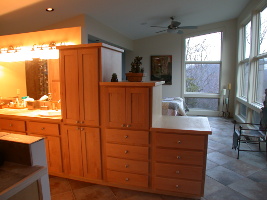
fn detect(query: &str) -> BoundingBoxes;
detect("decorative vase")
[125,73,143,82]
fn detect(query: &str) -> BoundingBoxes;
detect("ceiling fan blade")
[178,26,198,29]
[155,29,167,33]
[151,26,168,28]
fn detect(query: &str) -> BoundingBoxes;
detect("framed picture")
[151,55,172,85]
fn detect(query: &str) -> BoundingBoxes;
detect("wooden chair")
[232,120,267,159]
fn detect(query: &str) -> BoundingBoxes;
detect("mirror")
[0,58,60,101]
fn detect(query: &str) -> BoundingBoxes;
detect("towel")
[232,130,239,150]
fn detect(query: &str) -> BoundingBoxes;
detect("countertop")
[151,116,212,135]
[0,162,46,200]
[0,108,62,122]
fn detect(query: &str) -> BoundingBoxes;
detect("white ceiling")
[0,0,250,40]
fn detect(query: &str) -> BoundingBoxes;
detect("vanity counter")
[0,108,62,123]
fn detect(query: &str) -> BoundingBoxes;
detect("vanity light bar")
[0,42,72,62]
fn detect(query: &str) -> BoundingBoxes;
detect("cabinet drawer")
[0,119,26,132]
[107,170,148,188]
[154,177,202,196]
[107,157,148,174]
[155,133,205,150]
[106,129,149,145]
[155,148,204,166]
[155,163,203,181]
[106,143,148,160]
[27,121,59,136]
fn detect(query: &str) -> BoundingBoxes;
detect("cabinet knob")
[41,127,45,130]
[76,121,80,124]
[176,185,179,188]
[76,127,80,130]
[81,128,84,131]
[126,124,131,128]
[124,150,128,154]
[125,164,129,168]
[81,121,84,124]
[124,135,128,139]
[177,156,181,159]
[125,178,129,181]
[9,124,13,127]
[177,140,181,144]
[176,170,180,174]
[121,124,126,127]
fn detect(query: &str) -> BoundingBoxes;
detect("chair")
[232,120,267,159]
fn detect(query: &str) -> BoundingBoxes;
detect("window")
[240,62,249,98]
[245,21,251,59]
[256,58,267,104]
[259,7,267,54]
[184,32,222,113]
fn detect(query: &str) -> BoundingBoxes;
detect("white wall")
[126,19,238,114]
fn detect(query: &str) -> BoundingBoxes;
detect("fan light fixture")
[46,8,54,12]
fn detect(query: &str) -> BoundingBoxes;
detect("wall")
[126,19,237,114]
[42,14,133,50]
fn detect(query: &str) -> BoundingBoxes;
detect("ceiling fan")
[151,17,197,34]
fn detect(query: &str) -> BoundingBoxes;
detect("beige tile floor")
[49,117,267,200]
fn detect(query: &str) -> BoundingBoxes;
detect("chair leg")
[237,139,240,159]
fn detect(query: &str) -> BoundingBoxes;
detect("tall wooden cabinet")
[57,43,124,181]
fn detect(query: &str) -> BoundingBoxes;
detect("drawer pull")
[177,140,182,144]
[76,127,80,130]
[124,135,128,139]
[126,124,131,128]
[177,156,181,159]
[81,121,84,124]
[125,164,129,168]
[121,124,126,127]
[81,128,84,131]
[76,121,80,124]
[9,124,13,127]
[176,170,180,174]
[125,178,129,181]
[41,127,45,130]
[176,185,179,188]
[124,150,128,154]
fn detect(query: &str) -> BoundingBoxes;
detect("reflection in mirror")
[0,58,60,101]
[25,59,48,100]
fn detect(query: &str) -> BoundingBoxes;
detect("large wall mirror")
[0,59,60,101]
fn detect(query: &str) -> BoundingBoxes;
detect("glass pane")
[245,21,251,59]
[239,103,247,118]
[185,97,219,111]
[259,7,267,54]
[185,64,220,93]
[256,58,267,104]
[185,32,221,61]
[252,111,261,124]
[241,62,249,98]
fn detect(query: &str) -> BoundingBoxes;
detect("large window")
[236,5,267,123]
[184,32,222,112]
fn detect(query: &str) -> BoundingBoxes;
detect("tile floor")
[49,117,267,200]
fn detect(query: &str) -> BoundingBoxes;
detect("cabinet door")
[103,87,126,128]
[126,87,149,130]
[61,125,83,177]
[28,133,63,174]
[78,48,99,126]
[60,49,80,125]
[81,127,102,180]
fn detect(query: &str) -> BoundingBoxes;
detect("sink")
[39,110,61,117]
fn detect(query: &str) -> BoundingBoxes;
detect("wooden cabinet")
[59,43,123,127]
[59,48,99,126]
[152,130,209,198]
[27,121,63,174]
[0,118,26,134]
[61,125,102,180]
[101,86,150,130]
